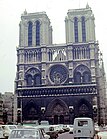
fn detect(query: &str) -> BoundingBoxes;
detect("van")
[73,117,95,139]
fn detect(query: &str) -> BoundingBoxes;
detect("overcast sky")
[0,0,107,93]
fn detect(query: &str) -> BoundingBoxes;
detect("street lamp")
[17,109,21,123]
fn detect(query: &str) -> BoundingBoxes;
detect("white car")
[40,121,49,125]
[96,131,107,139]
[69,125,74,134]
[8,128,46,139]
[0,125,17,138]
[0,126,4,139]
[95,125,100,133]
[25,125,50,139]
[38,128,50,139]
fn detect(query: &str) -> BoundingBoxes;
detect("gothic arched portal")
[74,64,91,84]
[76,98,93,118]
[22,100,40,121]
[46,99,69,124]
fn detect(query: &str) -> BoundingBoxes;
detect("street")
[58,132,98,139]
[58,132,74,139]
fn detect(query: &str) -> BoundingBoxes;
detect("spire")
[24,9,27,15]
[86,3,89,9]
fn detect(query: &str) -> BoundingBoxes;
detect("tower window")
[81,16,86,42]
[74,17,78,43]
[28,21,32,46]
[83,71,91,83]
[36,20,40,46]
[34,74,41,86]
[73,65,91,84]
[26,74,33,86]
[74,72,81,83]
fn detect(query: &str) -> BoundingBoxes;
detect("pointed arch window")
[81,16,86,42]
[74,17,78,43]
[83,71,91,83]
[74,72,81,83]
[28,21,32,46]
[26,74,33,86]
[23,101,39,120]
[79,104,89,114]
[48,50,53,61]
[73,65,91,84]
[36,20,40,46]
[25,68,41,87]
[34,74,41,86]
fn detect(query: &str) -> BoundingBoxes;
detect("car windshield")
[78,120,88,126]
[9,126,17,129]
[10,129,38,138]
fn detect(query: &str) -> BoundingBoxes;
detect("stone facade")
[15,5,107,125]
[0,93,3,123]
[2,92,14,124]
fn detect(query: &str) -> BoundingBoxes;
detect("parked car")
[62,125,70,132]
[34,125,50,139]
[69,125,74,134]
[0,125,17,138]
[40,121,49,125]
[73,117,95,139]
[8,128,46,139]
[0,126,4,139]
[56,125,64,134]
[95,124,100,133]
[23,120,39,127]
[35,124,50,139]
[38,128,50,139]
[96,131,107,139]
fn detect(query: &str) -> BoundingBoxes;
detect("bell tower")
[65,4,96,43]
[19,10,52,47]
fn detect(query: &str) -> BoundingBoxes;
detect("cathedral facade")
[15,5,107,124]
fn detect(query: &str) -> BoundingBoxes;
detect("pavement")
[58,131,98,139]
[58,132,74,139]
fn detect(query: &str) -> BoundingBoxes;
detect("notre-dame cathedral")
[15,4,107,125]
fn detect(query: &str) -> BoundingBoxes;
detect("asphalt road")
[58,132,74,139]
[58,132,97,139]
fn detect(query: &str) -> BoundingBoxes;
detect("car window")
[24,130,35,135]
[10,130,39,138]
[10,131,21,138]
[9,126,17,129]
[78,120,88,126]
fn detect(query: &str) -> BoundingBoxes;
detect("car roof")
[11,128,38,131]
[74,117,92,120]
[98,131,107,134]
[0,125,17,126]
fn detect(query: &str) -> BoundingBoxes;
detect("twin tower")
[19,4,95,48]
